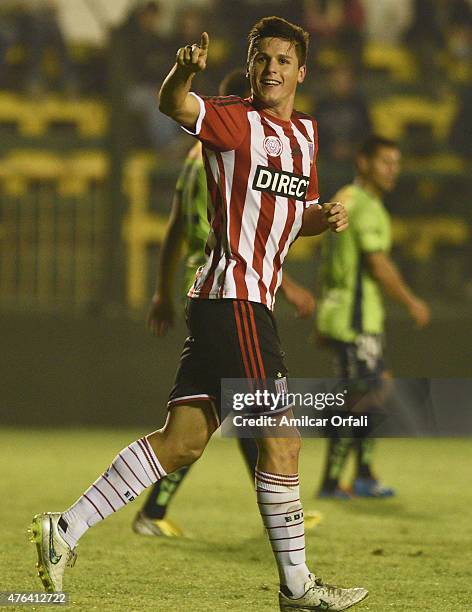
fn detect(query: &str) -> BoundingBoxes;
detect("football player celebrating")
[32,17,367,612]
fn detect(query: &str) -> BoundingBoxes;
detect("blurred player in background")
[31,17,368,611]
[133,68,316,537]
[316,135,431,499]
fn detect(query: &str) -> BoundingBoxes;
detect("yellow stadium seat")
[370,95,458,142]
[0,93,107,137]
[363,42,417,82]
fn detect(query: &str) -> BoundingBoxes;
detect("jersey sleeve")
[182,93,248,152]
[305,119,319,207]
[351,202,389,253]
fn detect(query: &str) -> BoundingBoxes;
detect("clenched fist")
[323,202,348,233]
[176,32,210,73]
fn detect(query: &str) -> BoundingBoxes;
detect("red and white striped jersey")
[184,93,319,310]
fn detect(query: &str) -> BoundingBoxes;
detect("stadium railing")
[0,150,108,310]
[0,92,107,138]
[370,94,458,142]
[122,152,168,309]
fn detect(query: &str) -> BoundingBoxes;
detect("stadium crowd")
[0,0,471,159]
[0,0,471,306]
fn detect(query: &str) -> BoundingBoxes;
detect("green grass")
[1,430,471,611]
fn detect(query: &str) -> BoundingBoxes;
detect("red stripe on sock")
[272,546,306,553]
[92,484,116,512]
[269,534,305,542]
[111,464,138,497]
[102,473,126,503]
[255,489,294,494]
[83,493,104,519]
[142,437,165,479]
[129,444,154,484]
[266,519,304,530]
[256,475,299,487]
[136,438,160,480]
[257,499,300,506]
[118,452,146,488]
[255,470,299,480]
[257,476,299,484]
[260,508,303,517]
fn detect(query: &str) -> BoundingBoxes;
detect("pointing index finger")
[200,32,209,50]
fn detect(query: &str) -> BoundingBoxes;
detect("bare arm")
[158,32,209,130]
[366,251,430,327]
[147,191,185,336]
[280,273,316,318]
[299,202,348,236]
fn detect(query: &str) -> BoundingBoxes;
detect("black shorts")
[330,333,386,390]
[168,298,289,422]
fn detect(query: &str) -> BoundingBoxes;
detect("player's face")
[248,37,306,116]
[367,146,401,194]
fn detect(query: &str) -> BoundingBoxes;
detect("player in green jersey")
[316,135,431,499]
[133,69,317,536]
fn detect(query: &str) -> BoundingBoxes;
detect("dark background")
[0,0,471,427]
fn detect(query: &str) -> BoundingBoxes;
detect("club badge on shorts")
[275,374,288,395]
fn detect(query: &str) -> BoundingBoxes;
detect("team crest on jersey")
[263,136,283,157]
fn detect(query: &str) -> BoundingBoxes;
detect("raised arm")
[158,32,210,130]
[366,251,431,327]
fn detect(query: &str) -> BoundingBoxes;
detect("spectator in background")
[169,5,216,90]
[0,2,20,88]
[449,84,472,159]
[314,64,371,198]
[0,0,76,94]
[22,0,77,95]
[157,0,212,37]
[404,0,449,87]
[215,1,305,60]
[405,0,472,90]
[304,0,365,69]
[113,1,180,152]
[361,0,414,46]
[446,1,472,68]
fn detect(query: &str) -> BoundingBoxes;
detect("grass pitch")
[1,429,471,611]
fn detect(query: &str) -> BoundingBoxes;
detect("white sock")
[255,469,310,599]
[58,436,166,548]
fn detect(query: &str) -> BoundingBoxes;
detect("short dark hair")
[219,68,250,98]
[140,1,160,14]
[247,16,309,67]
[358,135,399,158]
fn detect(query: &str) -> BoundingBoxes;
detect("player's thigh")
[167,312,221,425]
[225,300,290,414]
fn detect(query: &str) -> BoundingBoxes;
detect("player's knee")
[279,435,301,462]
[173,438,206,466]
